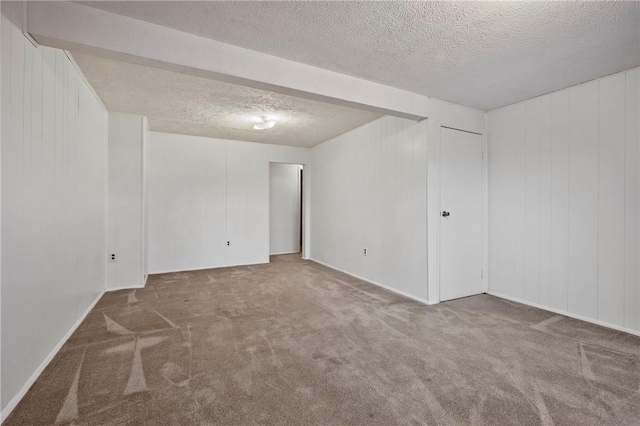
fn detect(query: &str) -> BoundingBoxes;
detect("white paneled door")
[440,128,484,301]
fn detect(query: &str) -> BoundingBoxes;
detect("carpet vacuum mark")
[5,255,640,425]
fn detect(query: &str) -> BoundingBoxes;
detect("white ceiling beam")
[26,2,429,120]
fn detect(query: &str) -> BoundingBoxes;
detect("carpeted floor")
[5,254,640,425]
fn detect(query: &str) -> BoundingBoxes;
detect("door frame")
[427,120,488,303]
[268,162,307,259]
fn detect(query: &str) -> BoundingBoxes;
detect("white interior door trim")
[268,161,309,260]
[268,162,305,257]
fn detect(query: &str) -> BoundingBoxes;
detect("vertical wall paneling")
[538,95,553,307]
[426,119,441,302]
[314,101,484,304]
[513,106,527,301]
[0,9,3,381]
[142,117,149,282]
[148,133,228,274]
[488,104,525,299]
[524,98,542,303]
[411,118,428,296]
[311,116,429,301]
[30,32,42,321]
[1,1,108,414]
[548,90,571,311]
[148,133,309,274]
[625,68,640,331]
[567,82,599,319]
[488,68,640,334]
[597,74,626,326]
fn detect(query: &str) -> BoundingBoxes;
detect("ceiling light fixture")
[253,116,277,130]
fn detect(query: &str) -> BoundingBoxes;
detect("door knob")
[442,211,450,217]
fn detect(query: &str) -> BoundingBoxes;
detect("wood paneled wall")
[1,1,108,412]
[148,132,309,274]
[488,68,640,334]
[310,116,429,301]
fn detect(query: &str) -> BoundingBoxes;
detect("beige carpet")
[5,255,640,425]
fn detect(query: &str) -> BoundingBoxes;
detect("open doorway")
[269,163,304,257]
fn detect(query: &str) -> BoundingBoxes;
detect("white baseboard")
[105,284,145,292]
[488,291,640,337]
[149,260,269,276]
[309,258,438,306]
[149,264,226,275]
[0,290,105,423]
[270,251,301,256]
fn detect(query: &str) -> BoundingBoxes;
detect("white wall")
[270,163,302,255]
[149,132,309,273]
[488,68,640,334]
[148,132,227,273]
[310,116,429,301]
[310,101,486,304]
[1,1,108,414]
[142,117,149,283]
[107,112,148,289]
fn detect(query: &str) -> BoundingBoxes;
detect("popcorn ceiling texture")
[72,53,381,147]
[82,1,640,111]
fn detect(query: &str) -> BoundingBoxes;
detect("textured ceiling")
[72,53,380,147]
[81,1,640,111]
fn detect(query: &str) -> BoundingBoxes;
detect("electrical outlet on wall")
[363,248,367,256]
[110,253,117,262]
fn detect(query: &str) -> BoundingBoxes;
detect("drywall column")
[107,113,149,290]
[270,163,302,255]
